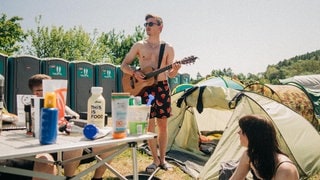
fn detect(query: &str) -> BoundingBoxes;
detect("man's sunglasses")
[144,22,159,27]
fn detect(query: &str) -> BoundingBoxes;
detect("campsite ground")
[74,148,193,180]
[72,117,193,180]
[73,149,319,180]
[72,118,319,180]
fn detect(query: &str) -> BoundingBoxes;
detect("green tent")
[196,76,244,90]
[166,86,320,179]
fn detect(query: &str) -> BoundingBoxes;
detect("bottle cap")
[44,92,57,108]
[129,96,135,106]
[83,124,98,140]
[91,87,103,94]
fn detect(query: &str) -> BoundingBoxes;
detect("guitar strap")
[155,43,166,81]
[158,43,166,68]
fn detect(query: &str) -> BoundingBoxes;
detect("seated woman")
[230,114,299,180]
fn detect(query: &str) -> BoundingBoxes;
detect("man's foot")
[160,162,173,171]
[145,163,159,173]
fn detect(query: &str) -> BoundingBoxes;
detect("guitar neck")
[145,64,173,79]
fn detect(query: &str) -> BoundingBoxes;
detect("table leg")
[129,142,138,180]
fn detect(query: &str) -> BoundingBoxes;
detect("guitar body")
[122,66,157,96]
[122,55,197,96]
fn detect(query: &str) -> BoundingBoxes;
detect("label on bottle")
[111,93,130,138]
[40,108,58,145]
[87,94,105,129]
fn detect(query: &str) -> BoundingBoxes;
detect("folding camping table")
[0,130,157,180]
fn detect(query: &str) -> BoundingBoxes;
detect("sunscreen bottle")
[39,92,58,145]
[111,93,130,139]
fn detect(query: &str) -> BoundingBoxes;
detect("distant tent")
[279,74,320,90]
[280,74,320,131]
[244,83,319,130]
[197,76,244,90]
[166,86,320,179]
[171,83,193,95]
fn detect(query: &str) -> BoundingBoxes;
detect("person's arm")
[274,162,299,180]
[121,43,144,79]
[165,45,180,78]
[230,151,251,180]
[65,106,80,119]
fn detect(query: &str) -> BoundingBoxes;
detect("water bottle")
[87,87,105,129]
[39,92,58,145]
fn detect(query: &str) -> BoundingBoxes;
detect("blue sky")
[1,0,320,78]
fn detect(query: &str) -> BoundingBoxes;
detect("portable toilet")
[116,66,124,92]
[169,73,181,90]
[69,61,95,114]
[0,53,8,105]
[7,55,41,113]
[94,63,117,114]
[180,73,190,84]
[41,58,70,105]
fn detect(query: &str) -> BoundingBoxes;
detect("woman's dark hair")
[239,115,284,179]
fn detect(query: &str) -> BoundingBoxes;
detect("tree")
[25,16,145,64]
[96,26,145,65]
[26,16,95,61]
[0,14,26,55]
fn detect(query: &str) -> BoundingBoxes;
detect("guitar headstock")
[179,55,198,65]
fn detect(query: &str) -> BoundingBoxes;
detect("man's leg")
[147,118,160,166]
[33,153,57,180]
[91,145,115,179]
[63,149,83,178]
[157,117,168,166]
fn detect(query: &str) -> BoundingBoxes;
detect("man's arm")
[121,43,139,76]
[166,45,180,78]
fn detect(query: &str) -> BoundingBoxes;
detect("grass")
[72,118,320,180]
[74,148,193,180]
[73,147,320,180]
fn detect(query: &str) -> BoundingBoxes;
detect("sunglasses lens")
[144,22,155,27]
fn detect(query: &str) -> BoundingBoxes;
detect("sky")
[1,0,320,78]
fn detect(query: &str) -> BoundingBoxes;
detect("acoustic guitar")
[122,55,197,96]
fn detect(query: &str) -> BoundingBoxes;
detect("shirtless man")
[121,13,181,173]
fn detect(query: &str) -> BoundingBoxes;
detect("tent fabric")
[279,74,320,90]
[166,86,320,179]
[279,75,320,131]
[244,83,319,130]
[171,84,193,95]
[196,76,244,90]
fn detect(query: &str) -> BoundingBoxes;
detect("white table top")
[0,130,157,160]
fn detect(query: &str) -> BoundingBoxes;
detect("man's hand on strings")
[133,70,146,80]
[172,61,182,71]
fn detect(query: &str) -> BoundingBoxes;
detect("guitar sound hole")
[130,77,135,88]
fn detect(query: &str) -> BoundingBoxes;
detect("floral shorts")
[141,80,171,119]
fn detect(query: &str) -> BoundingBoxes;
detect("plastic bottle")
[83,124,111,140]
[87,87,105,129]
[111,93,130,139]
[39,92,58,145]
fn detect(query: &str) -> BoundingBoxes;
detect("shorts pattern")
[142,80,171,119]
